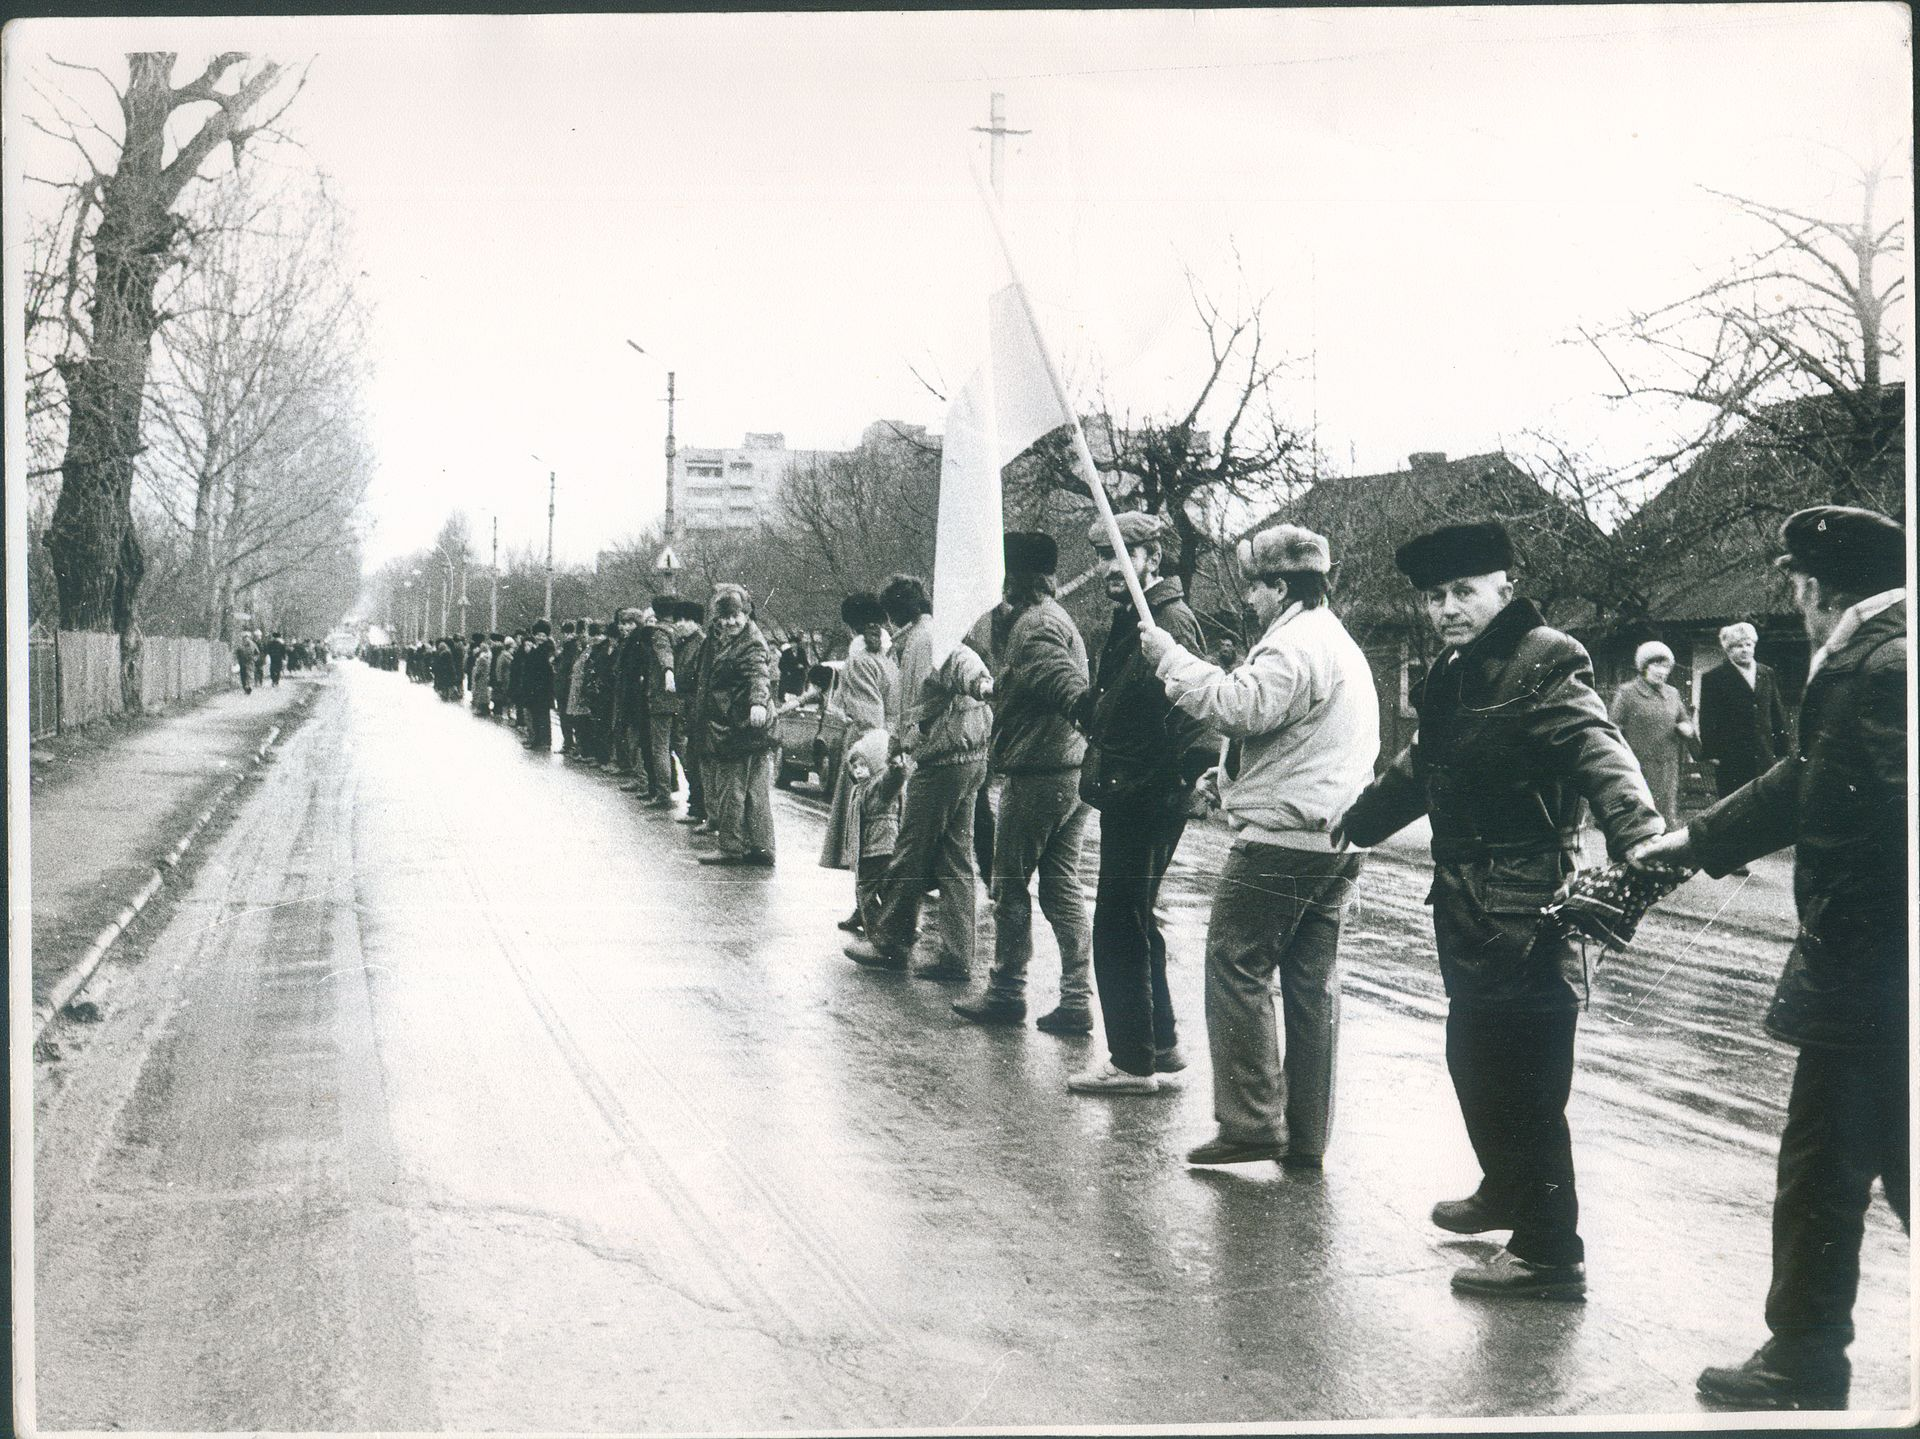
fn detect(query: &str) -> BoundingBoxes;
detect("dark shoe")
[1186,1134,1286,1166]
[1696,1350,1849,1410]
[1450,1248,1586,1301]
[698,852,756,867]
[914,962,972,984]
[1035,1006,1094,1036]
[845,938,908,971]
[645,796,676,810]
[676,813,707,826]
[1153,1045,1188,1074]
[1431,1192,1515,1235]
[952,995,1025,1026]
[1278,1150,1325,1171]
[835,913,865,934]
[621,781,646,793]
[1730,865,1752,877]
[744,850,776,868]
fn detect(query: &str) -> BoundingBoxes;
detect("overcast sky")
[6,6,1911,567]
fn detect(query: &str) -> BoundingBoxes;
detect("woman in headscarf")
[1609,639,1695,827]
[820,592,900,928]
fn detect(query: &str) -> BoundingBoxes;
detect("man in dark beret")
[953,531,1098,1036]
[1633,505,1907,1410]
[1336,519,1665,1299]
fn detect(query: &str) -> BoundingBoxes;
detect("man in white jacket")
[1138,524,1380,1168]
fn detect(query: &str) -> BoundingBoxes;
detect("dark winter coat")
[991,596,1090,775]
[1067,575,1208,812]
[584,638,617,721]
[682,627,714,758]
[700,620,777,759]
[520,635,556,708]
[612,629,648,731]
[643,623,679,713]
[1687,601,1907,1049]
[1341,598,1666,1010]
[1697,659,1791,790]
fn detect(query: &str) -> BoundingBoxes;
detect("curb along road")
[33,686,321,1043]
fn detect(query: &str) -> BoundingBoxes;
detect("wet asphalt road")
[32,665,1913,1429]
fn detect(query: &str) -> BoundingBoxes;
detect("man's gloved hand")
[748,703,769,729]
[663,671,675,694]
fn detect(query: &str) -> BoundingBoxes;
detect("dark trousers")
[558,712,576,753]
[1444,1005,1582,1266]
[1091,804,1188,1076]
[526,701,552,750]
[644,711,676,797]
[973,784,995,879]
[1763,1044,1910,1370]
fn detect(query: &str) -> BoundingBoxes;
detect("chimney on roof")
[1408,452,1447,474]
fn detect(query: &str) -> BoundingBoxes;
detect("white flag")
[927,283,1073,660]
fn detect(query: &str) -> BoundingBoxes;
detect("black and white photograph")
[6,6,1913,1433]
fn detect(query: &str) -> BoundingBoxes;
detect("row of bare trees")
[22,51,370,697]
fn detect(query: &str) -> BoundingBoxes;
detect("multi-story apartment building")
[672,432,836,533]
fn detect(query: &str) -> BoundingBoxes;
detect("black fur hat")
[841,591,886,629]
[1004,531,1059,576]
[1394,521,1515,589]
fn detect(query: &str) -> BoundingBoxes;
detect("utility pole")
[458,559,469,636]
[663,370,677,547]
[489,515,499,631]
[972,91,1029,200]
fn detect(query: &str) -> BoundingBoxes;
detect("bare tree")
[33,52,303,653]
[130,170,372,638]
[1584,162,1906,499]
[1010,267,1316,585]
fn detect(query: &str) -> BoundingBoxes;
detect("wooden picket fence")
[29,629,234,740]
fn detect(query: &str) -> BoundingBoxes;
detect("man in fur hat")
[1138,524,1379,1171]
[1336,520,1664,1300]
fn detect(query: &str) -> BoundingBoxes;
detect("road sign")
[655,547,680,573]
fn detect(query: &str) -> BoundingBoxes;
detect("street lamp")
[624,339,678,559]
[531,453,555,619]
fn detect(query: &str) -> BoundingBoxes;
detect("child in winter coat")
[846,729,906,933]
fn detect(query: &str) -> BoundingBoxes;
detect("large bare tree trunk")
[43,52,285,702]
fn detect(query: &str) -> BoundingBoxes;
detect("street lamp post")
[624,339,677,559]
[532,453,555,619]
[489,515,500,632]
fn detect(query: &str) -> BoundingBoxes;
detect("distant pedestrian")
[1632,506,1907,1411]
[267,631,287,687]
[233,632,258,694]
[697,586,778,867]
[1610,640,1695,826]
[552,622,582,753]
[1143,525,1379,1170]
[491,635,514,720]
[638,597,680,806]
[1337,520,1664,1300]
[469,632,493,714]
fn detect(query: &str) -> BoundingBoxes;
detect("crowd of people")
[364,499,1905,1413]
[230,629,329,693]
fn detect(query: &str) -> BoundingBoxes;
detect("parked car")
[775,661,847,794]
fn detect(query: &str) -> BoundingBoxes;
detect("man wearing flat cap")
[952,530,1098,1036]
[1040,509,1209,1094]
[1632,505,1907,1411]
[1138,524,1380,1169]
[1336,518,1665,1299]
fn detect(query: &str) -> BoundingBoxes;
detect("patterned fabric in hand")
[1541,860,1691,953]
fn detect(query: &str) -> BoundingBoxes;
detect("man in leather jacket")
[1337,520,1664,1300]
[1632,506,1907,1411]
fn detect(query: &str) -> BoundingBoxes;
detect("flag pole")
[969,162,1155,628]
